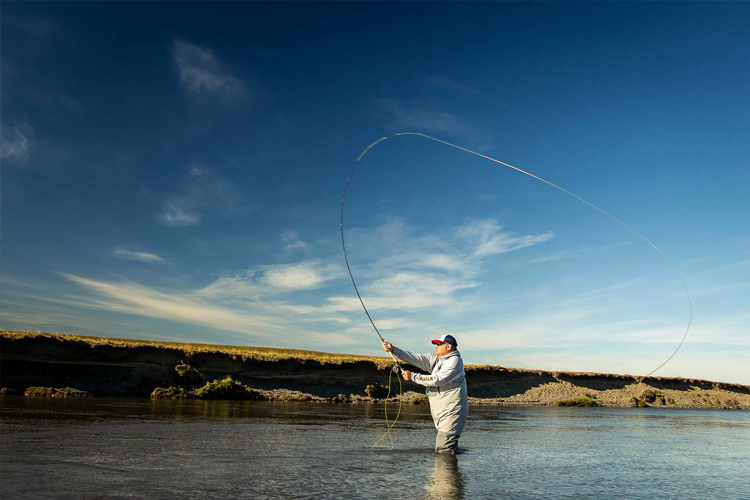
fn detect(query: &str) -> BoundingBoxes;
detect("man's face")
[434,342,452,357]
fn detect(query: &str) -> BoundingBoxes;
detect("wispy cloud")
[422,76,507,107]
[157,163,244,227]
[457,219,553,258]
[160,204,199,227]
[113,248,167,263]
[526,242,631,265]
[376,76,501,150]
[700,258,750,276]
[41,219,551,346]
[302,218,553,315]
[377,98,466,133]
[692,282,750,297]
[58,273,279,338]
[196,260,344,300]
[0,121,34,162]
[281,230,310,253]
[171,38,247,100]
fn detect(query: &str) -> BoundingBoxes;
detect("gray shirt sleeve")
[392,346,435,373]
[412,356,462,387]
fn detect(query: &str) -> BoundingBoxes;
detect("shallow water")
[1,396,749,499]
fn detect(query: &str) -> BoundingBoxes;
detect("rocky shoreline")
[2,331,748,409]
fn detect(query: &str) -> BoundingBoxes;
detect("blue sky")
[2,2,749,384]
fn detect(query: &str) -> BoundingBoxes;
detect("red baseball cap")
[431,334,457,348]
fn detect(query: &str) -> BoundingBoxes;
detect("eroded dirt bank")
[1,333,748,408]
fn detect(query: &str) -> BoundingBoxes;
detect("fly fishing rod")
[340,132,693,445]
[339,136,402,374]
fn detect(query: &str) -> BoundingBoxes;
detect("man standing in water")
[382,335,468,453]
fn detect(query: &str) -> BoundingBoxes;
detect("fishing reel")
[391,364,400,374]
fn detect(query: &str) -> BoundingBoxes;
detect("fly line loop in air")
[340,132,693,444]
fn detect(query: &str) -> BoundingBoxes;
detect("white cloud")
[113,249,167,263]
[299,218,553,315]
[372,318,412,330]
[700,258,750,276]
[377,99,466,133]
[457,219,554,258]
[58,273,279,338]
[160,203,200,227]
[171,38,246,99]
[157,163,243,227]
[264,262,336,291]
[196,261,345,300]
[1,121,34,161]
[281,230,310,252]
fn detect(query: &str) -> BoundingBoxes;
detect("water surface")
[2,397,748,499]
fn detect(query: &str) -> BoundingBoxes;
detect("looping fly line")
[340,132,692,380]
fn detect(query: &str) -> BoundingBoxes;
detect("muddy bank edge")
[1,332,748,409]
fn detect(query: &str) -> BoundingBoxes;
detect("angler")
[383,335,469,453]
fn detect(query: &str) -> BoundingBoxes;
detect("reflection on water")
[423,454,464,500]
[1,397,749,499]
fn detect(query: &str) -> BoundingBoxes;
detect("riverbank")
[2,330,748,409]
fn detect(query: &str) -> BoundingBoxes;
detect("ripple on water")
[1,397,749,499]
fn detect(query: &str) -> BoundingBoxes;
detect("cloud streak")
[422,76,507,107]
[281,230,310,253]
[44,220,551,347]
[303,218,554,315]
[113,249,167,263]
[58,273,279,338]
[157,163,244,227]
[0,121,34,162]
[196,260,345,300]
[171,38,247,100]
[377,98,466,133]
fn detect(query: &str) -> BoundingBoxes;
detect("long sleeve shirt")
[392,346,466,391]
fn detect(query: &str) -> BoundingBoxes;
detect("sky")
[2,2,749,384]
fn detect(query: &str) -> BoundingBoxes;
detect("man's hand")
[401,370,412,381]
[382,342,394,353]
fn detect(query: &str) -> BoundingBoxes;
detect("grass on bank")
[0,330,555,374]
[1,330,394,367]
[5,331,749,390]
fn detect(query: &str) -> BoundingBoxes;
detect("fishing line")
[341,132,693,442]
[371,368,403,449]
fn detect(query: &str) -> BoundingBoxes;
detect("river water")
[1,396,748,499]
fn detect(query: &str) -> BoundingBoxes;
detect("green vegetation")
[24,387,55,397]
[555,397,601,407]
[638,390,668,405]
[413,395,430,405]
[151,387,191,399]
[194,377,264,400]
[630,397,650,407]
[365,384,389,398]
[24,387,92,398]
[175,363,202,385]
[640,390,660,403]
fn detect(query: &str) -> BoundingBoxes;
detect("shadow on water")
[422,453,465,500]
[370,445,467,499]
